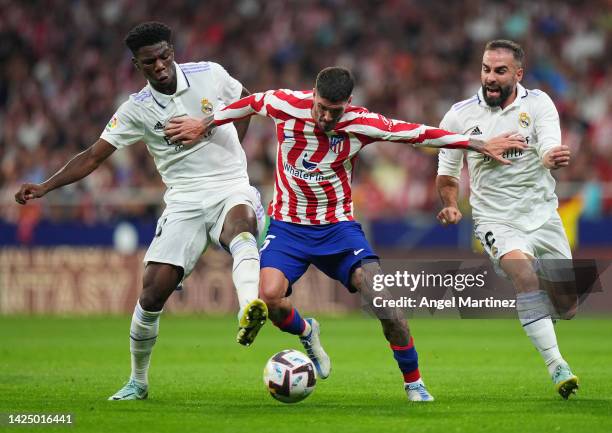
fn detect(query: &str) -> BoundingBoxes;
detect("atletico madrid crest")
[329,135,345,153]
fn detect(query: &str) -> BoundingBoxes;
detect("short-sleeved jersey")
[214,89,473,225]
[101,61,247,202]
[437,83,561,231]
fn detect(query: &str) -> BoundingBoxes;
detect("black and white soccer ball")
[263,349,317,403]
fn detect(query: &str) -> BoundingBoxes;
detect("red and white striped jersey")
[214,89,472,225]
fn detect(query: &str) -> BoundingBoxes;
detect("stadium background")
[1,0,611,314]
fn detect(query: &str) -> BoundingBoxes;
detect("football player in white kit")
[14,22,268,400]
[436,40,579,399]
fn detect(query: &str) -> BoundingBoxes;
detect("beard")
[482,83,514,107]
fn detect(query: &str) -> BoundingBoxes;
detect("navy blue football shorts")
[260,219,379,294]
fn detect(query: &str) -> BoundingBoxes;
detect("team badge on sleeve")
[519,112,531,128]
[201,98,213,114]
[106,115,118,130]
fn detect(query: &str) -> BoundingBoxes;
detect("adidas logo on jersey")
[154,121,164,131]
[470,126,482,135]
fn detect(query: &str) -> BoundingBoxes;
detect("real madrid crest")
[519,112,530,128]
[201,98,213,114]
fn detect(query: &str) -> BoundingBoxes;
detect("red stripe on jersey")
[338,115,420,134]
[312,128,332,163]
[266,105,294,122]
[319,180,339,223]
[290,122,319,224]
[334,115,387,130]
[294,178,320,224]
[273,90,314,111]
[274,125,301,223]
[329,133,353,218]
[414,128,469,147]
[287,121,307,165]
[354,133,378,148]
[309,130,339,223]
[413,127,454,140]
[215,94,265,126]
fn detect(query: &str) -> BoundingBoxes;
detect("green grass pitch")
[1,315,611,433]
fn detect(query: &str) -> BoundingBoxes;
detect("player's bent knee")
[229,218,257,238]
[138,290,166,312]
[502,262,539,292]
[350,267,365,290]
[259,284,285,305]
[512,270,540,293]
[259,268,289,305]
[220,205,258,245]
[140,280,175,311]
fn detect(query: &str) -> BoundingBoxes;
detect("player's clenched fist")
[15,183,47,205]
[437,206,462,225]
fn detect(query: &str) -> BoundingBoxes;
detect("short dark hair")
[125,22,172,54]
[315,67,354,103]
[484,39,524,66]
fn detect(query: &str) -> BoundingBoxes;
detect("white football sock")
[129,301,161,385]
[516,291,564,375]
[229,232,260,320]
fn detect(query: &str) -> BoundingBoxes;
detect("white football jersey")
[438,83,561,231]
[101,61,248,202]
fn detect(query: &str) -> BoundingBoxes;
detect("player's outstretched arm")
[542,145,570,169]
[467,132,527,165]
[435,175,462,225]
[342,113,526,164]
[208,90,276,134]
[14,138,116,205]
[173,89,273,140]
[164,87,253,146]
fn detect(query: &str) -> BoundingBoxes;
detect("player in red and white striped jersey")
[166,67,525,402]
[211,86,521,225]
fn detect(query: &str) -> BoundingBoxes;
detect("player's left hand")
[164,116,209,146]
[543,145,570,169]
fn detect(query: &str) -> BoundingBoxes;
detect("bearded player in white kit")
[436,40,578,399]
[14,22,268,400]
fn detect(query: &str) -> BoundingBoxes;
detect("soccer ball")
[263,349,317,403]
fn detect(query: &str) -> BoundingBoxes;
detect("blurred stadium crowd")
[1,0,611,227]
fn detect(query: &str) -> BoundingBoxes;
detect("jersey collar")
[477,82,528,111]
[148,62,190,109]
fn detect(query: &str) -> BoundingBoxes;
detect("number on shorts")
[260,235,276,251]
[155,217,167,237]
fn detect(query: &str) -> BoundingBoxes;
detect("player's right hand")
[14,183,47,205]
[164,114,218,146]
[437,206,462,225]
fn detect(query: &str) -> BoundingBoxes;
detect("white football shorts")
[474,212,572,279]
[144,184,266,278]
